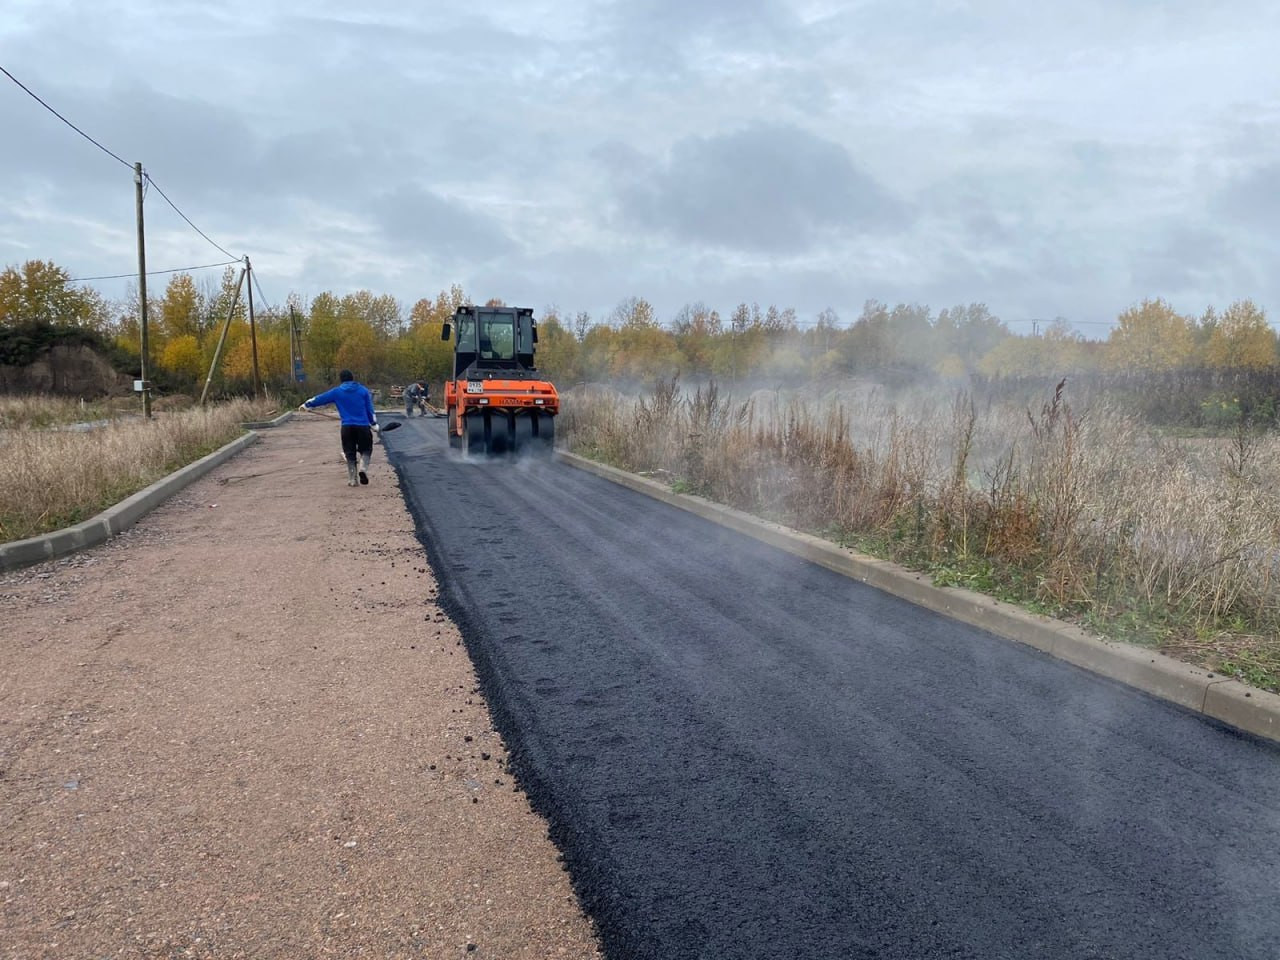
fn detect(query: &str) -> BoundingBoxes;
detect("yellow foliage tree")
[334,319,380,380]
[0,259,111,330]
[220,320,255,382]
[160,334,204,382]
[534,314,580,382]
[158,273,203,343]
[1106,299,1196,372]
[1205,299,1275,370]
[304,293,343,383]
[256,332,292,382]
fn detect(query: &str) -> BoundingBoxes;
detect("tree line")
[2,258,1277,396]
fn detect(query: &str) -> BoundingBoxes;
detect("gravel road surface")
[386,416,1280,960]
[1,418,600,959]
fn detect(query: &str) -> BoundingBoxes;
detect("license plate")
[466,380,484,394]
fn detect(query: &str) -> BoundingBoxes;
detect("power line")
[250,268,274,312]
[1003,320,1116,330]
[61,259,241,283]
[143,173,238,260]
[4,67,245,267]
[0,65,132,171]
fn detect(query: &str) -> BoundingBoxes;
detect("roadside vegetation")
[0,393,139,429]
[5,258,1280,412]
[0,396,274,543]
[562,379,1280,693]
[7,255,1280,689]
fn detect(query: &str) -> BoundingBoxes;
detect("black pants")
[340,425,373,463]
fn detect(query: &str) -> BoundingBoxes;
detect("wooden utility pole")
[289,304,303,382]
[245,256,261,396]
[199,267,247,407]
[133,162,152,418]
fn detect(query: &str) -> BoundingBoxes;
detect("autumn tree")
[202,267,246,331]
[670,302,722,378]
[409,284,466,331]
[160,335,204,383]
[1204,299,1275,370]
[224,330,290,384]
[304,292,343,383]
[533,310,581,382]
[334,317,380,379]
[157,273,204,343]
[341,290,402,340]
[805,308,844,377]
[0,259,111,330]
[1106,298,1197,371]
[599,297,683,382]
[934,304,1009,374]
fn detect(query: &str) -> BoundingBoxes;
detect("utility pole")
[200,267,247,407]
[289,304,304,383]
[245,256,261,397]
[133,162,152,418]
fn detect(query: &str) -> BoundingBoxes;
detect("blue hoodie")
[305,381,376,426]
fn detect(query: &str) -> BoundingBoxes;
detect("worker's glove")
[298,402,309,411]
[372,423,380,433]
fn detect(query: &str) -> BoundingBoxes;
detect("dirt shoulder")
[0,418,600,960]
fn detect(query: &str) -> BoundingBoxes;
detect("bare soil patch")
[0,418,600,959]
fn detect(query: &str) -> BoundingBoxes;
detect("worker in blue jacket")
[299,369,379,486]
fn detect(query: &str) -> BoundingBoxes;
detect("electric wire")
[3,66,246,269]
[142,173,238,260]
[61,259,241,283]
[0,65,133,170]
[250,268,274,313]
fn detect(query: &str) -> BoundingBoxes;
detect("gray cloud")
[3,0,1280,332]
[590,0,803,79]
[1215,163,1280,233]
[617,124,906,253]
[1128,224,1246,305]
[366,185,514,261]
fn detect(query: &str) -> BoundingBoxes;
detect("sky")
[2,0,1278,336]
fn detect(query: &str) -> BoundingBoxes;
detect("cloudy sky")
[2,0,1278,334]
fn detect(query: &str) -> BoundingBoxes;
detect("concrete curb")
[240,410,293,429]
[556,450,1280,745]
[0,432,260,573]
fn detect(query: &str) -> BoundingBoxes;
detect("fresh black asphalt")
[383,417,1280,960]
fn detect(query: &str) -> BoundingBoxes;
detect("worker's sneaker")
[358,467,368,485]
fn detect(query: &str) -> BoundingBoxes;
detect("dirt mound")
[0,343,131,396]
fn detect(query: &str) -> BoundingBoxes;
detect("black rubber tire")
[447,409,462,450]
[466,410,487,455]
[490,412,515,455]
[514,411,534,452]
[534,411,555,456]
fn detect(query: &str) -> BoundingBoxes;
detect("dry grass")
[563,379,1280,692]
[0,394,127,428]
[0,397,264,542]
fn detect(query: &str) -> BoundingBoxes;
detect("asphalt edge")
[556,450,1280,745]
[379,433,619,951]
[0,432,261,573]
